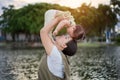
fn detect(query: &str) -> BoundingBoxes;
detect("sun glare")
[17,0,110,9]
[58,0,110,8]
[58,0,90,8]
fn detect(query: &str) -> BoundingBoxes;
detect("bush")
[115,36,120,43]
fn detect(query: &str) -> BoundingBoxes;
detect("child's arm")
[53,19,70,36]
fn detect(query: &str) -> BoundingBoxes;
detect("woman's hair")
[62,40,77,56]
[72,25,85,40]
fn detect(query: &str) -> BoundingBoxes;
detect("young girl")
[44,9,78,39]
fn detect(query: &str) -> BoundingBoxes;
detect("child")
[44,9,76,38]
[44,9,76,27]
[44,9,85,41]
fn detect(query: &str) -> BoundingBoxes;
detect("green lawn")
[78,42,108,47]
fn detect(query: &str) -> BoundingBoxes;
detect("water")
[70,46,120,80]
[0,46,120,80]
[0,48,44,80]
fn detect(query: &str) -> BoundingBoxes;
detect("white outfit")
[44,9,57,26]
[44,9,57,41]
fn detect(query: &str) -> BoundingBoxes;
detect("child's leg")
[44,9,57,26]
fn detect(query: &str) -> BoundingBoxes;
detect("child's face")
[67,25,76,38]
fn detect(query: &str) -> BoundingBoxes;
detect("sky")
[0,0,110,15]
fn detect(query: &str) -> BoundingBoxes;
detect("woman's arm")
[40,16,64,55]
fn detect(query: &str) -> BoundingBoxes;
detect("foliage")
[110,0,120,16]
[71,3,117,37]
[115,35,120,43]
[0,2,118,40]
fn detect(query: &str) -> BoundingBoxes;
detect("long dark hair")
[62,40,77,56]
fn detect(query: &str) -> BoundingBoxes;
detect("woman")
[38,10,85,80]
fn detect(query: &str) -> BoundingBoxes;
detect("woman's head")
[55,34,72,48]
[54,34,77,56]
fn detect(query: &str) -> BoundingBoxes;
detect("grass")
[77,42,108,47]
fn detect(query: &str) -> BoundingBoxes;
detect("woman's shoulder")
[49,45,61,56]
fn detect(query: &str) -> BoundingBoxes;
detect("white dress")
[44,9,57,26]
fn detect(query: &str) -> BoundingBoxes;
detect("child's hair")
[72,25,85,40]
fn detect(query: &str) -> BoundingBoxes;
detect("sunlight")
[58,0,110,8]
[58,0,91,8]
[18,0,110,8]
[0,0,110,15]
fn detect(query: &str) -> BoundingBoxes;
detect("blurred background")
[0,0,120,80]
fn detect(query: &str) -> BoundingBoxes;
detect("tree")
[0,5,15,40]
[97,4,117,37]
[0,3,67,41]
[0,2,118,41]
[73,3,102,37]
[110,0,120,15]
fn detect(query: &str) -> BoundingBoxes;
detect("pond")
[0,46,120,80]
